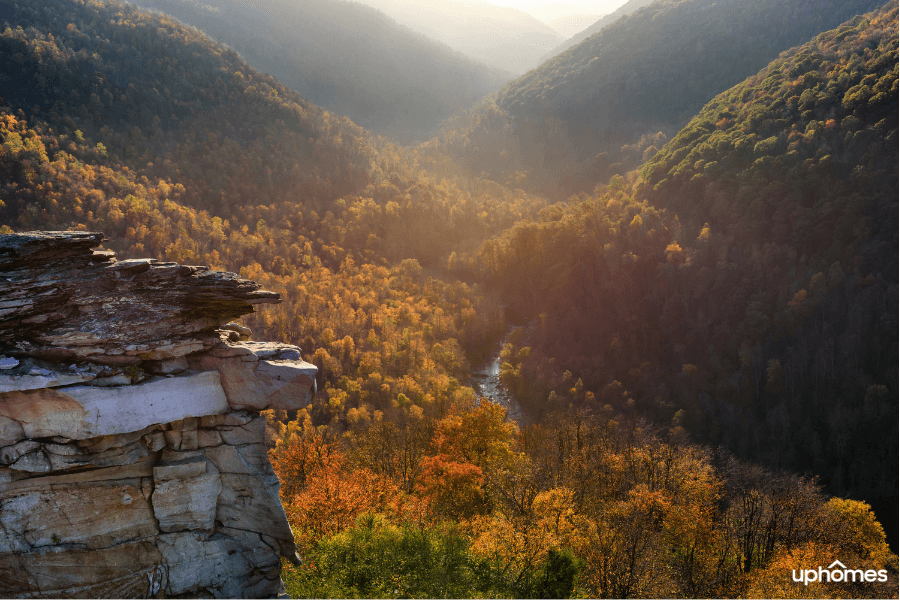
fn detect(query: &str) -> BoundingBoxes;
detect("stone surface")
[0,233,316,599]
[217,472,295,544]
[89,373,133,386]
[199,412,255,428]
[0,371,229,443]
[257,359,317,410]
[0,369,96,393]
[197,351,316,411]
[204,442,271,476]
[0,540,163,598]
[222,321,252,340]
[146,355,189,375]
[156,531,283,598]
[0,440,40,466]
[0,232,280,364]
[0,456,156,493]
[218,415,267,446]
[152,453,222,532]
[9,449,51,473]
[0,415,24,447]
[239,341,303,360]
[199,355,269,409]
[0,483,157,551]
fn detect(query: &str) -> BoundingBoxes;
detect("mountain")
[478,0,898,546]
[128,0,508,143]
[0,0,541,264]
[353,0,565,74]
[536,12,604,39]
[639,3,898,263]
[437,0,888,199]
[544,0,657,58]
[0,0,374,221]
[503,1,607,38]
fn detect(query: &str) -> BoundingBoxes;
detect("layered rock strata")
[0,232,316,598]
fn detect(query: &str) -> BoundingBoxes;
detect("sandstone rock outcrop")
[0,232,316,598]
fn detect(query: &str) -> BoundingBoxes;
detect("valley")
[0,0,896,597]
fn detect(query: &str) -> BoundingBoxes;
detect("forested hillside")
[0,0,895,598]
[129,0,508,142]
[477,1,898,549]
[433,0,887,199]
[0,0,546,454]
[0,0,539,259]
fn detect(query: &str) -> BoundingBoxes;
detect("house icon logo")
[792,559,887,585]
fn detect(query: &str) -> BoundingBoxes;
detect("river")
[468,327,526,423]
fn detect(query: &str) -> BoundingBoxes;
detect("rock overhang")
[0,231,316,598]
[0,231,280,364]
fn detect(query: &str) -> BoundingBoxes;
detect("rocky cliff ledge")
[0,232,316,598]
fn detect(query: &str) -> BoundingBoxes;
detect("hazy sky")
[488,0,630,17]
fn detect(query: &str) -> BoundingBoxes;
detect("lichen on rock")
[0,232,316,599]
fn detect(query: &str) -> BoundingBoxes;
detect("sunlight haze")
[486,0,631,35]
[0,0,895,596]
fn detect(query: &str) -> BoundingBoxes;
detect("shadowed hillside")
[129,0,509,143]
[433,0,887,199]
[477,1,898,549]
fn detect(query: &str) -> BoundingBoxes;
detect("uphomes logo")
[792,560,888,585]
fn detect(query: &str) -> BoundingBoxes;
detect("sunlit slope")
[130,0,508,143]
[639,1,898,269]
[442,0,887,199]
[0,0,378,215]
[501,0,886,135]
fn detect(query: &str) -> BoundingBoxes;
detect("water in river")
[468,328,526,423]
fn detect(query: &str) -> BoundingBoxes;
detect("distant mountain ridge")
[353,0,565,74]
[0,0,897,590]
[130,0,509,142]
[543,0,658,60]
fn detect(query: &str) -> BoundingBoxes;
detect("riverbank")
[468,327,526,423]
